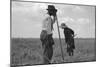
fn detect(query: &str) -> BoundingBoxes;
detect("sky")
[11,1,95,38]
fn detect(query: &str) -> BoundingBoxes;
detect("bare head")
[60,23,68,29]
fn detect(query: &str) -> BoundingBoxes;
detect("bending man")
[60,23,75,56]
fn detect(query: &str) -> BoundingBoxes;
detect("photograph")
[11,0,96,67]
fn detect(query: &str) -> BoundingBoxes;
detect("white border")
[0,0,99,67]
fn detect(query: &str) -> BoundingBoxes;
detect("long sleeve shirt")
[42,14,55,34]
[64,27,74,38]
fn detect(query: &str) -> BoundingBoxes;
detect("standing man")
[40,5,57,64]
[60,23,75,56]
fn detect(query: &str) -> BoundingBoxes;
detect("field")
[11,38,96,66]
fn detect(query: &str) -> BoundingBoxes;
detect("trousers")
[40,30,54,64]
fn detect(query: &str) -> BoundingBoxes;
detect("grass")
[11,38,96,66]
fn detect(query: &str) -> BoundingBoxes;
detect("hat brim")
[46,9,57,11]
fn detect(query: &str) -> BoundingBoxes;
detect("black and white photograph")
[11,0,96,67]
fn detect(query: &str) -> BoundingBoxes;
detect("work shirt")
[42,14,54,34]
[64,27,74,38]
[63,27,74,43]
[64,27,75,49]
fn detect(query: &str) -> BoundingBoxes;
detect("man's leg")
[70,38,75,56]
[43,34,54,64]
[43,46,50,64]
[71,50,74,56]
[47,45,53,61]
[43,45,53,64]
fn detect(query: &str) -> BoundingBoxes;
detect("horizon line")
[11,37,96,39]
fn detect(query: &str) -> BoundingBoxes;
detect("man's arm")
[71,30,74,37]
[71,30,74,35]
[69,28,74,37]
[52,15,57,24]
[52,10,57,24]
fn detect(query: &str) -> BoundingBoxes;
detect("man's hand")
[52,11,57,17]
[53,15,57,23]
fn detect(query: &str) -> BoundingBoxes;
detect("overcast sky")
[11,1,95,38]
